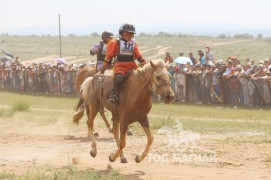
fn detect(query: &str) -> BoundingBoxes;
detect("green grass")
[0,98,31,117]
[0,164,122,180]
[1,92,271,136]
[0,155,122,179]
[12,101,31,112]
[151,103,271,121]
[147,116,271,135]
[145,103,271,135]
[0,92,76,110]
[1,92,270,122]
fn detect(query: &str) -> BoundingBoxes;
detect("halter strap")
[141,67,170,92]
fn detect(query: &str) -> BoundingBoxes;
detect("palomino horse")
[73,59,174,163]
[74,65,112,132]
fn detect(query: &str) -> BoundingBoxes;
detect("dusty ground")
[0,114,270,180]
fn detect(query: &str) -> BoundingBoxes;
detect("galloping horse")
[73,59,174,163]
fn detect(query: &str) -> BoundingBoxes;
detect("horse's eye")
[156,76,161,81]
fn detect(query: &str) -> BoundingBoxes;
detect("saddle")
[92,69,133,103]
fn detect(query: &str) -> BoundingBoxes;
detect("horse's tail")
[72,96,86,125]
[72,77,93,125]
[81,76,94,102]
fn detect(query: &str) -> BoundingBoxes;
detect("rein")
[100,74,105,113]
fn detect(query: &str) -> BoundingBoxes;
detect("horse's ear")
[150,60,156,70]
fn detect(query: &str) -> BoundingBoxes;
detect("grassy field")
[1,35,271,63]
[0,165,121,180]
[1,92,270,135]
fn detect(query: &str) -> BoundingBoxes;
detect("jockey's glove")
[139,60,147,67]
[100,66,106,74]
[90,49,96,55]
[138,57,146,67]
[100,63,109,74]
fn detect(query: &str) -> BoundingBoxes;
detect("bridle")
[141,66,171,92]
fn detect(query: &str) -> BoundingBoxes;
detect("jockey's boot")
[107,74,124,105]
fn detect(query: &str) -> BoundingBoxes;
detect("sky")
[1,0,271,36]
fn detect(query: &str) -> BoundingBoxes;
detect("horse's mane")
[134,59,166,75]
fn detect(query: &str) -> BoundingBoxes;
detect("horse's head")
[148,60,175,104]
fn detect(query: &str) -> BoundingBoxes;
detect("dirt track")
[0,113,270,180]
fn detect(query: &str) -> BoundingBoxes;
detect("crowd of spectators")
[1,49,271,108]
[0,57,81,95]
[164,48,271,107]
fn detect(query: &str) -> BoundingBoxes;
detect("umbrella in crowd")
[2,50,14,58]
[174,57,192,65]
[55,57,67,64]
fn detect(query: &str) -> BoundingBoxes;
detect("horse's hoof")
[90,151,96,158]
[108,128,113,133]
[127,130,133,136]
[94,132,99,137]
[109,153,115,162]
[120,157,128,163]
[135,155,141,163]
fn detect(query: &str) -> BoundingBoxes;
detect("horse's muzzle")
[165,93,174,104]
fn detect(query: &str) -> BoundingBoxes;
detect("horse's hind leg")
[135,118,153,163]
[87,105,99,158]
[86,104,98,137]
[99,110,112,133]
[109,122,128,162]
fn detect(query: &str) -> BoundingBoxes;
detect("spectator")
[164,52,173,64]
[223,60,235,78]
[179,51,184,57]
[198,50,205,65]
[192,64,202,104]
[189,52,196,65]
[202,64,212,104]
[15,56,20,64]
[174,64,186,102]
[167,63,175,92]
[205,47,214,65]
[238,64,252,106]
[211,63,224,103]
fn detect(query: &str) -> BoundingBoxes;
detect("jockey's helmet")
[119,23,136,35]
[101,31,114,41]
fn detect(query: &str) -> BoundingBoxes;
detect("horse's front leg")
[111,117,128,163]
[135,118,153,163]
[109,122,128,162]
